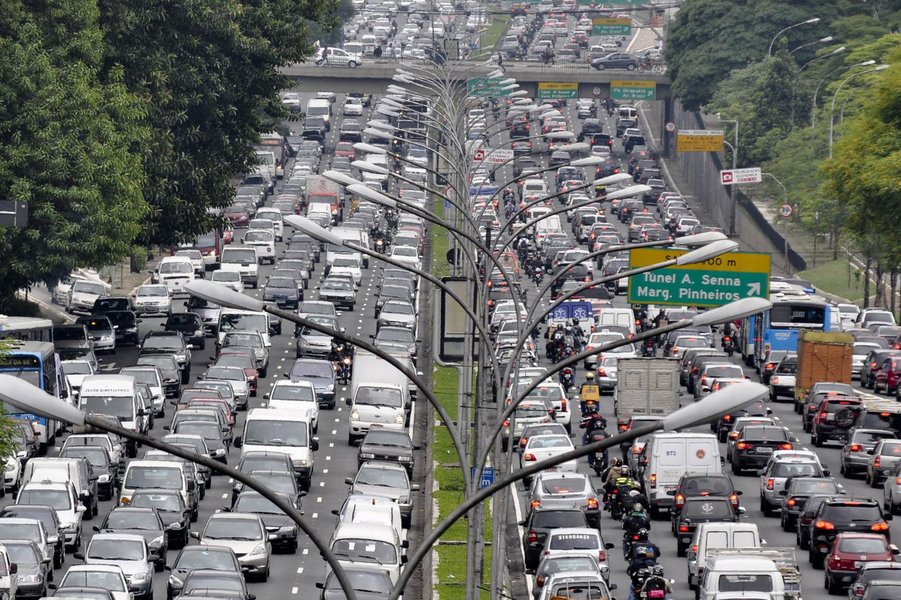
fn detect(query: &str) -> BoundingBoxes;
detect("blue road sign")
[472,467,495,490]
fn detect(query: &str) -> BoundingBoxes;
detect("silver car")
[841,429,897,476]
[866,439,901,487]
[80,533,154,600]
[883,461,901,514]
[377,300,417,331]
[758,452,829,515]
[193,513,272,581]
[346,461,419,527]
[528,472,602,529]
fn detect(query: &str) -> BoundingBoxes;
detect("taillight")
[850,445,862,452]
[729,493,739,507]
[875,456,882,468]
[536,575,546,588]
[691,544,698,553]
[530,500,540,509]
[527,529,538,543]
[728,431,740,440]
[523,453,536,462]
[816,412,827,423]
[520,438,528,449]
[766,362,776,370]
[736,442,751,450]
[587,498,599,510]
[503,420,509,427]
[723,414,732,422]
[649,473,657,489]
[766,478,774,491]
[787,498,796,508]
[678,524,689,532]
[778,443,793,450]
[815,520,836,530]
[672,347,679,355]
[598,368,607,377]
[598,550,607,562]
[561,398,567,413]
[896,477,901,485]
[675,493,685,508]
[871,521,890,532]
[808,404,817,411]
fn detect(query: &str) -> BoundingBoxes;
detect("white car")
[388,245,421,270]
[282,92,303,112]
[132,284,171,317]
[210,270,243,293]
[520,434,578,480]
[264,380,320,433]
[316,47,362,67]
[61,359,96,399]
[16,481,86,551]
[67,279,108,314]
[329,255,363,285]
[195,513,271,580]
[82,533,153,598]
[542,528,613,583]
[58,564,133,600]
[242,229,276,265]
[175,249,204,277]
[377,300,417,331]
[343,97,364,116]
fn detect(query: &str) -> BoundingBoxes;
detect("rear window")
[860,569,901,585]
[792,480,840,495]
[878,442,901,456]
[857,411,901,433]
[717,574,773,593]
[838,537,888,554]
[822,504,882,521]
[681,477,732,495]
[541,478,587,495]
[771,462,819,478]
[532,511,587,529]
[548,533,599,551]
[742,427,788,441]
[683,499,733,519]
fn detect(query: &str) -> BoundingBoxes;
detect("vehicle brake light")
[523,453,536,462]
[766,478,774,491]
[896,477,901,485]
[649,473,656,489]
[691,544,699,553]
[678,524,690,532]
[736,442,751,450]
[598,550,607,562]
[871,522,890,532]
[723,414,732,422]
[672,347,679,355]
[503,420,509,427]
[875,456,882,468]
[815,520,836,530]
[527,529,538,543]
[536,575,545,588]
[778,443,793,450]
[729,493,739,507]
[530,500,540,509]
[587,498,599,510]
[674,493,685,508]
[597,369,607,377]
[850,445,862,452]
[561,398,567,413]
[728,431,740,440]
[786,498,796,508]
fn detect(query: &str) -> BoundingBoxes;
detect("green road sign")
[611,80,657,101]
[467,76,510,98]
[592,17,632,36]
[537,82,579,100]
[627,248,771,307]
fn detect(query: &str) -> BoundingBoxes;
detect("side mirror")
[411,484,421,492]
[867,449,875,454]
[264,394,270,400]
[73,552,85,560]
[720,456,725,465]
[331,509,339,516]
[345,477,354,485]
[190,531,201,540]
[735,490,743,496]
[779,490,788,496]
[76,504,87,513]
[604,542,615,550]
[737,507,747,515]
[609,584,618,591]
[233,437,243,448]
[346,397,352,406]
[315,583,324,590]
[92,525,101,532]
[823,469,831,476]
[402,540,409,549]
[221,506,231,512]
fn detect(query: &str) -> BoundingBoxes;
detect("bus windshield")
[770,303,826,329]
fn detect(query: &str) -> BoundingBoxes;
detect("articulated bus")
[0,316,54,343]
[739,295,837,369]
[0,341,66,450]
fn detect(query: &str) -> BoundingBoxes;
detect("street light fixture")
[789,35,833,55]
[811,59,875,126]
[799,45,845,71]
[768,17,821,56]
[829,64,889,156]
[0,375,364,600]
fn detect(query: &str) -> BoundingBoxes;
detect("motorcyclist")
[579,372,601,413]
[637,565,671,600]
[622,501,652,533]
[628,550,659,600]
[623,527,660,562]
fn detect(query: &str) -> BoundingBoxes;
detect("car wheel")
[349,61,358,68]
[627,63,636,71]
[676,541,686,557]
[596,63,605,70]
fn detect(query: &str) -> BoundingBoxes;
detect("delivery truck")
[793,330,853,411]
[614,357,680,419]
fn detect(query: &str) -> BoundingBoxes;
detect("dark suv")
[164,313,206,350]
[674,496,742,557]
[520,507,589,570]
[669,474,741,522]
[798,495,844,549]
[809,499,892,567]
[780,477,844,532]
[812,396,864,447]
[731,426,794,474]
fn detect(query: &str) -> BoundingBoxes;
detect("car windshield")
[528,436,572,450]
[541,477,587,495]
[356,466,408,488]
[73,281,107,296]
[62,447,108,468]
[183,574,243,594]
[61,570,127,591]
[63,361,93,375]
[120,369,158,386]
[19,488,71,510]
[838,537,887,553]
[543,556,598,575]
[206,367,243,382]
[771,462,819,478]
[204,518,262,541]
[224,333,262,348]
[332,539,398,564]
[879,442,901,456]
[175,421,221,440]
[515,404,548,419]
[383,302,414,315]
[548,582,610,599]
[81,396,133,419]
[124,466,182,490]
[717,574,773,593]
[683,499,733,518]
[143,337,181,352]
[131,493,181,512]
[333,257,359,268]
[240,457,290,473]
[244,421,308,447]
[365,431,411,448]
[378,329,413,343]
[88,539,144,561]
[825,505,882,521]
[290,361,332,378]
[355,386,404,408]
[326,569,391,592]
[137,285,167,297]
[233,494,286,515]
[219,313,266,335]
[176,549,234,571]
[743,427,788,441]
[106,511,159,530]
[549,533,599,551]
[323,279,353,291]
[212,271,240,282]
[138,355,176,370]
[244,231,272,243]
[0,523,39,541]
[681,477,732,495]
[159,262,192,274]
[268,278,294,289]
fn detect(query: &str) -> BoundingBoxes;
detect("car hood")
[106,528,163,545]
[201,538,263,555]
[86,557,148,577]
[258,512,295,530]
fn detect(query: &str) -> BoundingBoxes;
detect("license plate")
[682,537,691,543]
[758,447,773,454]
[826,414,836,421]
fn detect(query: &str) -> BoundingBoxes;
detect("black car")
[674,496,742,556]
[60,445,117,500]
[140,330,192,383]
[520,507,589,570]
[130,489,191,548]
[809,498,892,568]
[797,494,844,549]
[229,490,299,553]
[180,569,253,600]
[263,276,302,309]
[164,312,206,350]
[780,477,844,532]
[0,505,64,568]
[669,474,741,522]
[95,507,168,571]
[731,425,795,474]
[591,52,638,71]
[231,451,294,505]
[812,395,864,447]
[91,295,132,314]
[166,545,243,600]
[358,428,416,473]
[104,310,141,346]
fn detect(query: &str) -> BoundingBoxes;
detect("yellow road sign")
[676,129,724,152]
[630,248,771,274]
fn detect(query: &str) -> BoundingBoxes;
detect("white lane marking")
[302,548,309,555]
[322,468,328,474]
[222,493,228,499]
[319,481,325,487]
[311,513,318,519]
[291,587,299,594]
[316,497,323,503]
[297,567,304,574]
[325,455,331,461]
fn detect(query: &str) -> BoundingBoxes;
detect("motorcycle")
[638,574,671,600]
[623,529,651,561]
[585,428,609,476]
[641,338,657,357]
[337,357,352,383]
[721,334,735,357]
[560,368,575,393]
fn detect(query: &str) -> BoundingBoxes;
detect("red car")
[334,142,355,159]
[825,533,898,593]
[874,356,901,395]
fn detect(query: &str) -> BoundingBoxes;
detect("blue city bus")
[739,296,835,368]
[0,316,54,343]
[0,341,65,450]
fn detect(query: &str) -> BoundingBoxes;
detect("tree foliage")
[666,0,887,110]
[0,1,147,303]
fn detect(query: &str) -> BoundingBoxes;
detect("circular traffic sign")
[665,122,676,133]
[592,87,602,97]
[780,203,793,218]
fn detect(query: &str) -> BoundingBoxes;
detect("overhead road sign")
[720,167,762,185]
[537,82,579,101]
[592,17,632,36]
[611,80,657,101]
[628,248,771,307]
[466,76,511,98]
[470,146,514,164]
[676,130,724,153]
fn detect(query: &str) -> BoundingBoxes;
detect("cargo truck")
[699,547,801,600]
[793,330,853,411]
[614,357,680,420]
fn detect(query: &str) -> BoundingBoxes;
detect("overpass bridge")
[282,60,671,100]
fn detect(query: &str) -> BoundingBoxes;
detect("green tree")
[0,2,147,305]
[96,0,336,247]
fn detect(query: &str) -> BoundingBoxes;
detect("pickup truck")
[699,547,800,600]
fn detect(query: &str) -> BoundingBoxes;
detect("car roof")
[333,522,398,542]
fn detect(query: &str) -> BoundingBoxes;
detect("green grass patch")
[433,366,460,463]
[800,258,864,302]
[483,15,512,51]
[435,543,492,600]
[431,199,452,278]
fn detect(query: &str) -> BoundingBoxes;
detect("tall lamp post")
[768,17,821,56]
[0,376,363,600]
[789,36,833,55]
[811,59,875,127]
[713,114,739,237]
[762,172,790,274]
[828,64,889,157]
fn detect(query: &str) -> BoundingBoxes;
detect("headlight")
[360,453,375,459]
[394,414,405,424]
[17,574,42,584]
[98,473,110,483]
[397,455,412,462]
[351,411,360,421]
[132,572,150,583]
[214,448,226,456]
[771,377,780,385]
[150,535,164,548]
[15,450,26,459]
[294,458,308,467]
[249,544,267,556]
[5,460,16,472]
[326,384,334,392]
[277,525,296,534]
[168,575,184,587]
[167,521,184,530]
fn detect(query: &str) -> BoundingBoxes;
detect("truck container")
[614,357,680,419]
[700,547,800,600]
[351,350,416,409]
[794,330,854,405]
[305,175,341,219]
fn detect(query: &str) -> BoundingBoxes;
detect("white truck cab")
[235,408,319,491]
[155,256,196,296]
[220,246,260,289]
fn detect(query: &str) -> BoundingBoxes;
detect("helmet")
[619,466,630,477]
[556,324,564,330]
[629,489,641,497]
[586,372,595,380]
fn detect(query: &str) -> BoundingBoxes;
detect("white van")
[255,207,284,241]
[235,408,319,490]
[216,308,272,348]
[0,544,16,599]
[361,153,389,189]
[220,246,260,289]
[119,459,189,508]
[326,227,366,268]
[534,214,563,245]
[305,98,332,131]
[78,375,142,456]
[347,384,407,444]
[596,307,637,335]
[688,523,762,589]
[155,256,196,296]
[641,432,722,517]
[241,228,276,265]
[22,457,96,516]
[328,522,405,584]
